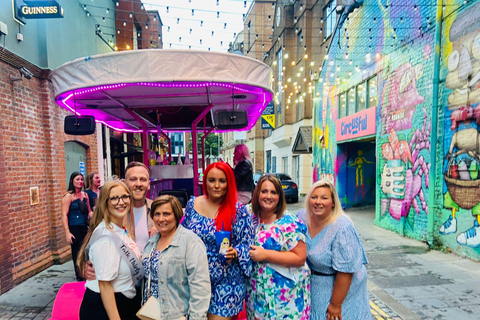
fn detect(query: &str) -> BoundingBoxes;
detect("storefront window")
[339,93,347,118]
[368,76,377,108]
[357,81,366,112]
[347,88,356,115]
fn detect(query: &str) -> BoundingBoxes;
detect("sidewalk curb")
[367,280,421,320]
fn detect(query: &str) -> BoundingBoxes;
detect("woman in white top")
[77,181,142,320]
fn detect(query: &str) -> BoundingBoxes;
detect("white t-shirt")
[133,205,149,251]
[85,220,142,298]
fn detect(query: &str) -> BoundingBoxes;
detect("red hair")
[203,162,237,232]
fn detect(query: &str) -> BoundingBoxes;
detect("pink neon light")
[56,81,273,133]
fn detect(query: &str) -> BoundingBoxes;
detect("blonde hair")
[77,181,132,276]
[304,180,345,229]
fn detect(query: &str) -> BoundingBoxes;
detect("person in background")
[143,195,211,320]
[182,162,254,320]
[233,144,255,205]
[247,174,310,320]
[78,181,141,320]
[297,180,370,320]
[61,172,93,281]
[85,172,101,210]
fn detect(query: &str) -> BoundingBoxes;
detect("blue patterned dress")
[297,210,371,320]
[182,197,253,317]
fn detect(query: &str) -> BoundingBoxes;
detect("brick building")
[0,0,161,294]
[224,0,333,196]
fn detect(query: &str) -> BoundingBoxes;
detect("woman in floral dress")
[182,162,253,320]
[246,174,310,320]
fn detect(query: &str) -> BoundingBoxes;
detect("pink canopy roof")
[51,49,273,133]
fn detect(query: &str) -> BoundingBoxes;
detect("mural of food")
[441,105,480,247]
[441,2,480,248]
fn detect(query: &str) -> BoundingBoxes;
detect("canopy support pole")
[192,105,214,196]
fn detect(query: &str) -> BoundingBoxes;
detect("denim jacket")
[142,225,211,320]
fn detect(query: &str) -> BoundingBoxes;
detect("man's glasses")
[108,195,131,205]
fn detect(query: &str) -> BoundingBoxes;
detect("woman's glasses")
[108,195,131,205]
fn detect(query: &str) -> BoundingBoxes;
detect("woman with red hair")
[182,162,253,320]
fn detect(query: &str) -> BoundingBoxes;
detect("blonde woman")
[77,181,142,320]
[298,181,369,320]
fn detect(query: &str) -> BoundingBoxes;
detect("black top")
[85,189,98,209]
[234,159,255,192]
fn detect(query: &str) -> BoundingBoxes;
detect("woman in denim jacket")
[142,195,211,320]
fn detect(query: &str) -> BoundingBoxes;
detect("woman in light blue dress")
[297,180,371,320]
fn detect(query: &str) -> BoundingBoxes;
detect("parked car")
[273,173,299,203]
[253,172,263,186]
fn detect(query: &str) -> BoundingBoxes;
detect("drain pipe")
[427,0,443,246]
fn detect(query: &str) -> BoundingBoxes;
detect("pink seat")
[49,281,86,320]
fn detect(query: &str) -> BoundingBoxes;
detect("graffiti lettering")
[341,114,368,136]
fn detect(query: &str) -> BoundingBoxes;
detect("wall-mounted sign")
[261,101,275,129]
[79,162,85,176]
[336,107,376,142]
[14,0,64,25]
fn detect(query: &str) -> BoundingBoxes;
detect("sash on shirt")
[86,227,145,284]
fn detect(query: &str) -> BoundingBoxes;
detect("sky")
[144,0,253,52]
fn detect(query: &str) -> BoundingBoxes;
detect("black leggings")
[69,225,88,281]
[79,288,139,320]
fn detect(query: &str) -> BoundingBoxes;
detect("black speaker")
[213,109,248,129]
[64,115,96,135]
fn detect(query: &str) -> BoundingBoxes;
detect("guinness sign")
[14,0,64,24]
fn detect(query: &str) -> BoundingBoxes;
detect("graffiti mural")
[440,1,480,253]
[380,108,430,222]
[378,59,431,238]
[382,63,425,134]
[441,105,480,247]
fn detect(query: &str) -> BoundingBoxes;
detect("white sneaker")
[439,215,457,235]
[457,221,480,247]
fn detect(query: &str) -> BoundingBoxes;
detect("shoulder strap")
[87,227,145,284]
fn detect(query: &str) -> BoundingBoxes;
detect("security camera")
[19,67,33,80]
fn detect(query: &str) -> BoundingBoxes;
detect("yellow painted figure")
[349,150,373,187]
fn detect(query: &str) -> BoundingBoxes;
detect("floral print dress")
[246,212,311,320]
[182,198,253,317]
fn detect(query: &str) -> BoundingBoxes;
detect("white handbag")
[136,248,161,320]
[136,296,161,320]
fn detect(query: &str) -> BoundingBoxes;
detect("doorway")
[64,141,88,188]
[337,140,376,208]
